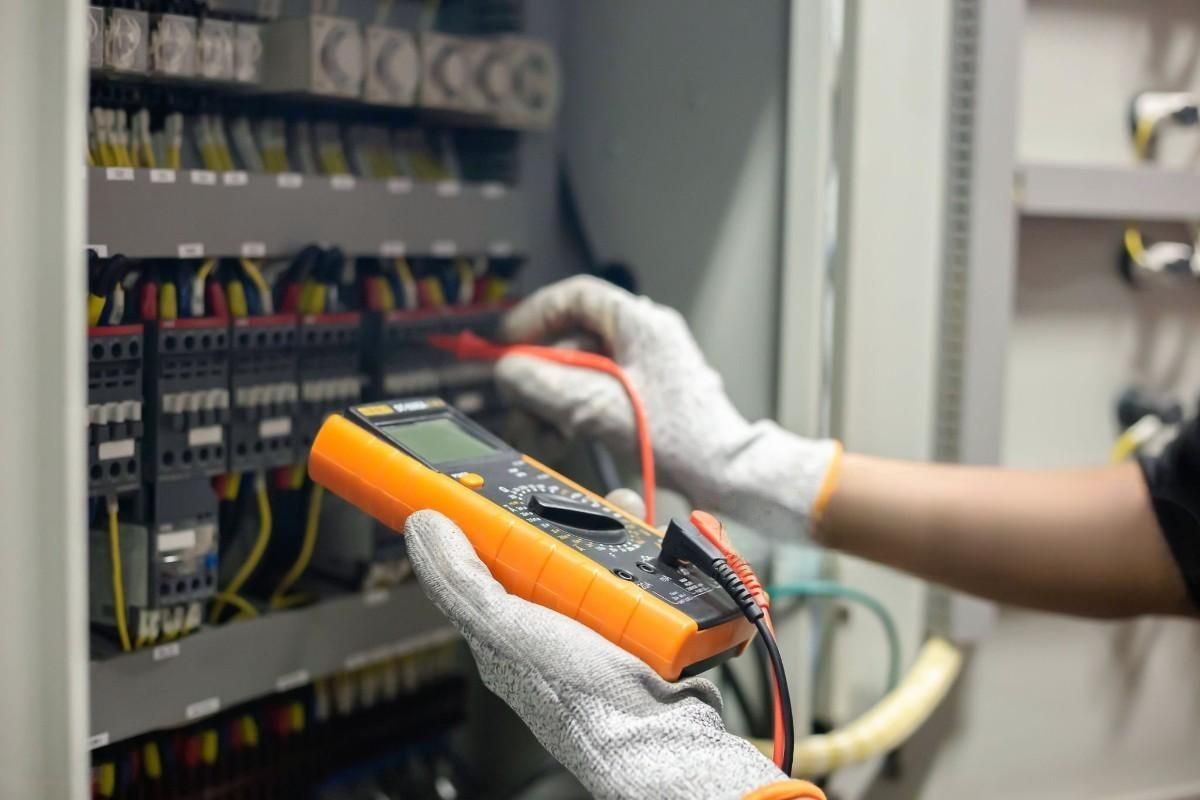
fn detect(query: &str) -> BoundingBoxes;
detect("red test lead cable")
[427,330,657,525]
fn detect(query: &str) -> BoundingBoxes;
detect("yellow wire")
[1123,226,1147,267]
[271,484,323,608]
[241,715,260,747]
[107,498,133,652]
[159,282,179,321]
[311,285,328,314]
[1134,116,1156,161]
[239,258,272,312]
[482,277,510,303]
[144,742,163,779]
[197,258,218,283]
[420,277,445,308]
[210,473,272,623]
[374,277,396,311]
[142,140,157,169]
[88,294,107,326]
[201,729,219,765]
[393,258,418,309]
[227,280,249,319]
[97,763,116,798]
[270,592,315,610]
[211,592,258,620]
[224,471,243,502]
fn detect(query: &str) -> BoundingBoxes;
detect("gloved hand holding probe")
[405,275,1197,799]
[496,275,843,538]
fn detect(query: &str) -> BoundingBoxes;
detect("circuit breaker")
[88,324,144,497]
[297,311,365,452]
[229,314,300,471]
[90,479,218,646]
[144,318,230,480]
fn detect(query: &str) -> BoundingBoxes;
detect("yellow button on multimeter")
[309,398,756,680]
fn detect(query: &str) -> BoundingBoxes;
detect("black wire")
[754,617,794,777]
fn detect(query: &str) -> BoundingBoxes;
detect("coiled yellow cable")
[751,637,962,777]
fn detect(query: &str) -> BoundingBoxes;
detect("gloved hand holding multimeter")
[309,277,838,800]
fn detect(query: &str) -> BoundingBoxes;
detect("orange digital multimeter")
[308,397,756,680]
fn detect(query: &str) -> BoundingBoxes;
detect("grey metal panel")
[1017,162,1200,222]
[89,583,455,746]
[1,1,91,797]
[939,0,1025,468]
[87,168,530,258]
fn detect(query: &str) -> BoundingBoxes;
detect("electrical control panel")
[80,0,565,787]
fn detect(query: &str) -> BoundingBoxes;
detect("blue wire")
[243,278,262,316]
[767,580,901,692]
[178,274,192,319]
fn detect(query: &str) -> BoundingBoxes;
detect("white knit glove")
[404,509,790,800]
[498,276,841,536]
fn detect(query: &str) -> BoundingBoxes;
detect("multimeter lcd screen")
[378,418,497,464]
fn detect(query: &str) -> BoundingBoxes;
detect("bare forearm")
[815,454,1193,618]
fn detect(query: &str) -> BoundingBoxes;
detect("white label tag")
[435,180,462,197]
[188,425,223,446]
[88,732,110,750]
[275,669,311,692]
[363,589,390,607]
[331,174,356,191]
[277,173,303,189]
[105,167,134,181]
[88,244,109,257]
[240,241,267,258]
[480,182,507,199]
[487,241,514,258]
[178,242,205,258]
[259,417,292,438]
[431,240,457,257]
[386,177,413,194]
[222,170,249,186]
[185,696,221,720]
[380,241,407,257]
[157,529,196,552]
[149,169,177,184]
[97,438,135,461]
[152,642,181,661]
[190,170,217,186]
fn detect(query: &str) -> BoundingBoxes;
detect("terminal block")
[229,314,299,471]
[88,325,144,497]
[89,480,217,647]
[297,312,365,452]
[145,318,230,481]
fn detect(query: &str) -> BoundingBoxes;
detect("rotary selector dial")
[526,492,626,544]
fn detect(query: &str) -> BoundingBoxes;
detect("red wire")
[427,330,656,526]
